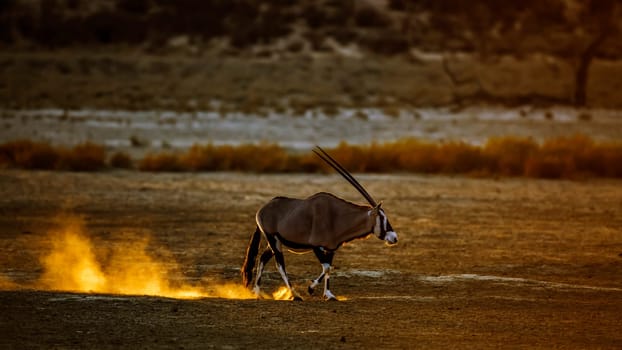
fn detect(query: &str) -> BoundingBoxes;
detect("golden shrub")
[109,152,134,169]
[484,137,538,176]
[0,140,60,170]
[138,153,185,172]
[59,142,107,171]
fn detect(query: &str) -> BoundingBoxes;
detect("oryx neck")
[330,205,376,248]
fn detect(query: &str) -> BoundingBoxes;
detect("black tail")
[241,226,262,287]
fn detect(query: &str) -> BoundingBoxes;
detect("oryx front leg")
[308,270,325,296]
[253,247,273,297]
[311,248,337,301]
[267,235,302,301]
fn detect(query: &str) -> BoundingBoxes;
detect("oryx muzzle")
[241,146,398,301]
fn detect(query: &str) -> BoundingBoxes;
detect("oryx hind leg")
[308,247,327,295]
[266,234,302,301]
[310,247,337,301]
[252,247,273,297]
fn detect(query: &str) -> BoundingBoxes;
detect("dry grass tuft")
[0,140,106,171]
[138,153,184,172]
[180,143,292,172]
[524,135,622,178]
[109,151,133,169]
[58,142,107,171]
[0,140,59,170]
[484,137,538,176]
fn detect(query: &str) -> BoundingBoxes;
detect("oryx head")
[313,146,398,246]
[370,203,398,245]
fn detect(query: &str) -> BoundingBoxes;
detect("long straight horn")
[313,146,377,207]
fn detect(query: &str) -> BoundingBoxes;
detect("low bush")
[138,153,184,172]
[525,135,603,178]
[109,151,133,169]
[58,142,107,171]
[0,140,59,170]
[599,144,622,177]
[484,137,538,176]
[0,140,106,171]
[179,143,291,172]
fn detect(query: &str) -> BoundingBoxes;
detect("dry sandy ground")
[1,170,621,349]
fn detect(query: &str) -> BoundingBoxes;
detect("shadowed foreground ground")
[1,171,621,349]
[2,286,621,349]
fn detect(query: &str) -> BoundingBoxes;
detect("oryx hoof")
[324,290,338,301]
[293,295,304,301]
[308,286,315,295]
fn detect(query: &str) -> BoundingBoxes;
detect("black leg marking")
[308,273,325,295]
[254,247,274,288]
[311,247,337,300]
[309,247,332,295]
[313,247,335,265]
[266,233,302,301]
[260,247,274,263]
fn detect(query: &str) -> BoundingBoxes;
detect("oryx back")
[256,192,373,251]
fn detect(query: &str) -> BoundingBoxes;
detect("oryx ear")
[369,202,382,216]
[369,205,380,216]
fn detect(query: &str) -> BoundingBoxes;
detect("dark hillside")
[2,1,620,57]
[1,0,622,108]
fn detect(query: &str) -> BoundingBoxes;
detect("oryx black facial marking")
[241,146,398,301]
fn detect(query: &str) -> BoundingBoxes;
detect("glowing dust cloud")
[36,217,256,300]
[40,223,107,293]
[272,286,293,300]
[269,287,346,301]
[0,274,18,290]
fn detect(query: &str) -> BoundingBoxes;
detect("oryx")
[241,146,397,300]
